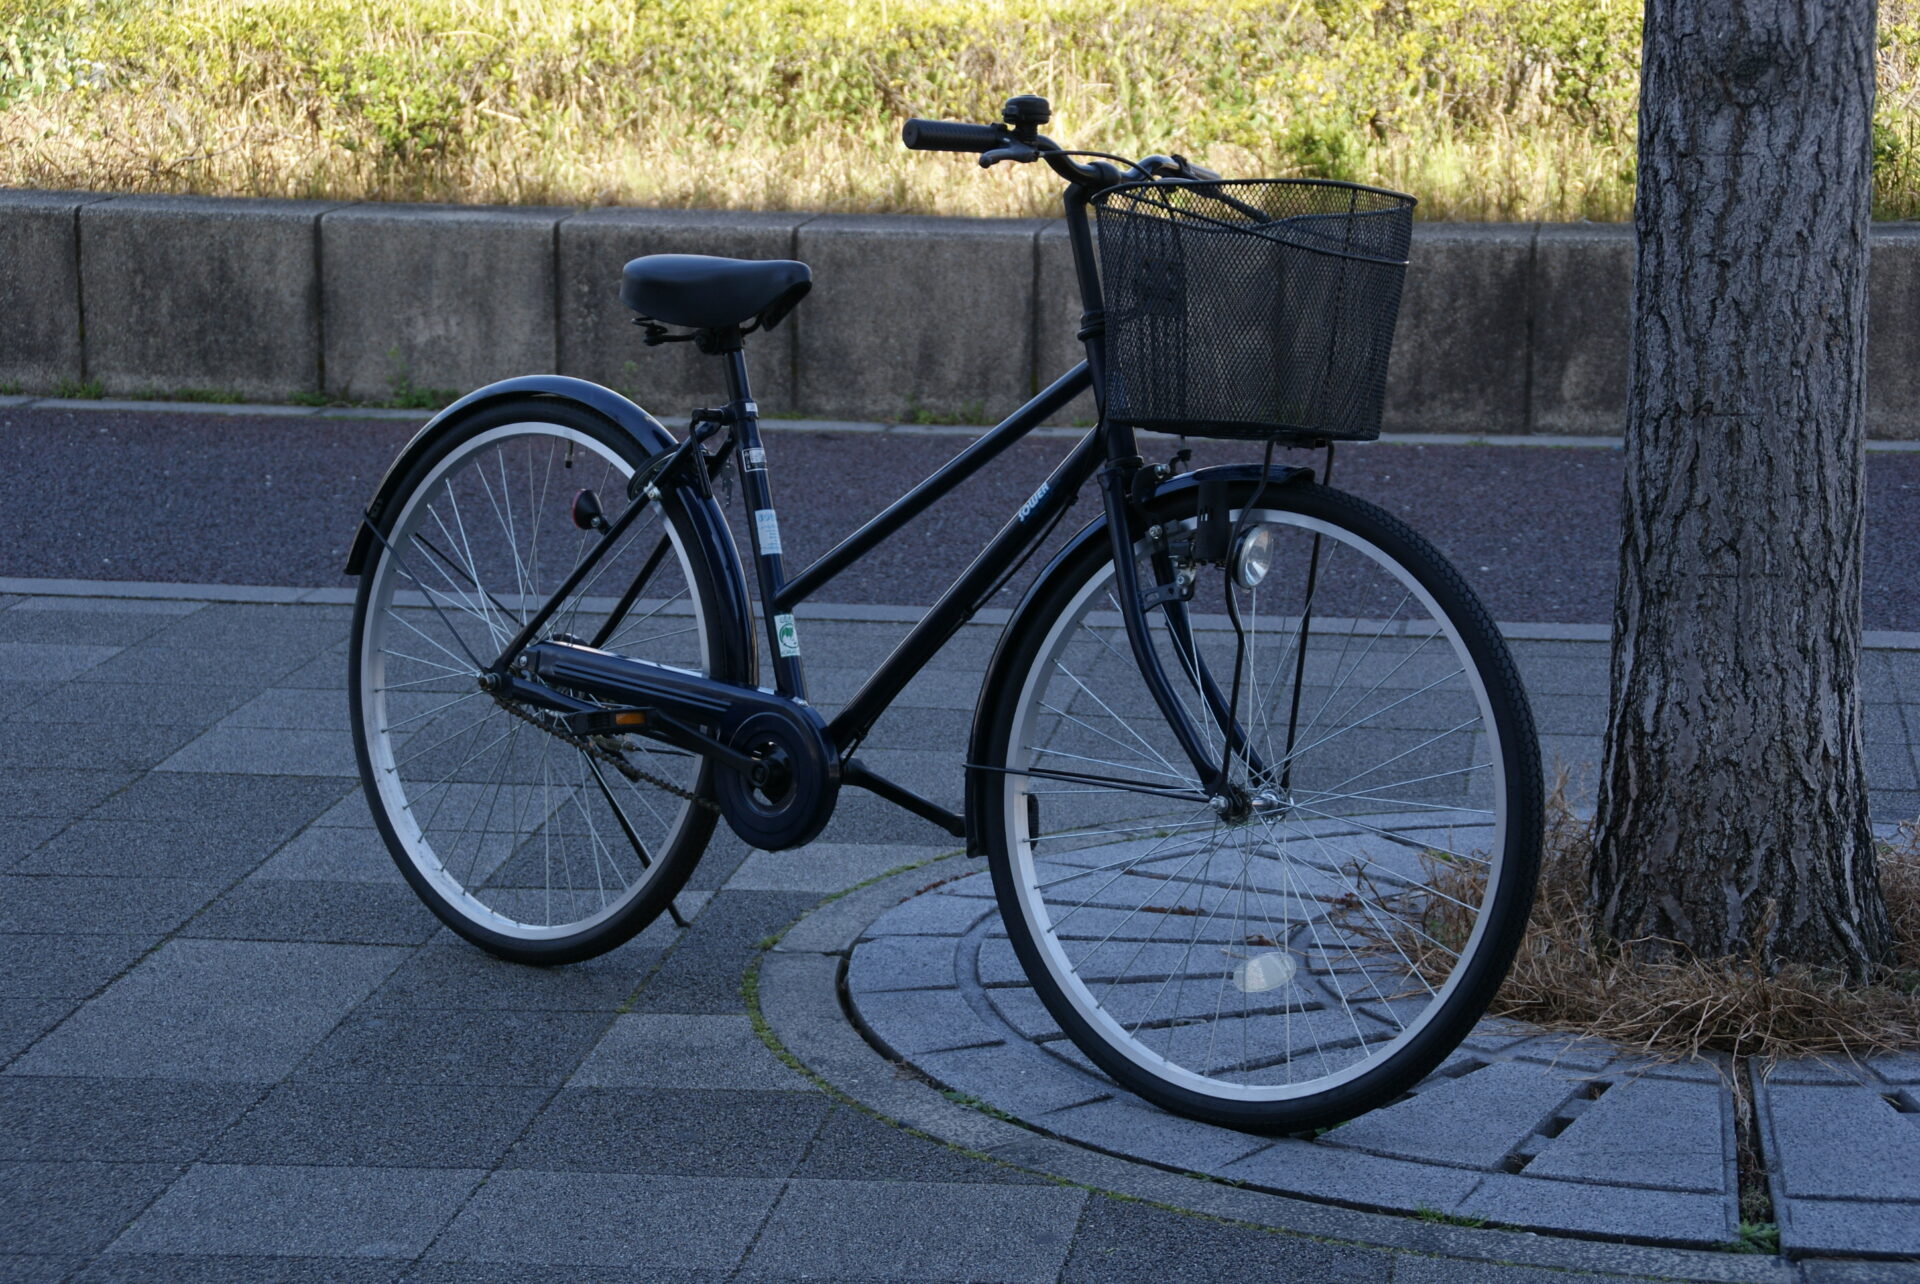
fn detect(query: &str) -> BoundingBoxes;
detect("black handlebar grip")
[901,119,1006,153]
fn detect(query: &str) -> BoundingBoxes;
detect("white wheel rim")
[357,421,710,942]
[1000,506,1510,1103]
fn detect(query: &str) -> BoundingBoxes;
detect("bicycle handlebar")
[901,119,1008,154]
[901,100,1216,190]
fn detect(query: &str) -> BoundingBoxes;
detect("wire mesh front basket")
[1092,178,1415,443]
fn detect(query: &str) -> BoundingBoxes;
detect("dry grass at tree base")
[7,0,1920,220]
[1407,785,1920,1065]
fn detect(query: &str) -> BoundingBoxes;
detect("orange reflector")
[612,711,649,727]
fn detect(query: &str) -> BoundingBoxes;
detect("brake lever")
[1171,153,1222,181]
[979,141,1040,168]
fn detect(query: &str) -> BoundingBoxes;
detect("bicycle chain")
[489,694,720,814]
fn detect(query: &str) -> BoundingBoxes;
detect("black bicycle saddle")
[620,254,812,330]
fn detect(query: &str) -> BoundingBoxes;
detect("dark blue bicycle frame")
[495,186,1245,836]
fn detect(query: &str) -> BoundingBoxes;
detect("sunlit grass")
[3,0,1919,219]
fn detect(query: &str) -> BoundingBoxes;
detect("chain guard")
[712,710,840,851]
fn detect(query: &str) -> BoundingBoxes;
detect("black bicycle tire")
[347,395,741,965]
[979,478,1543,1132]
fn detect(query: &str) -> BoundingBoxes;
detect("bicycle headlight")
[1230,525,1273,589]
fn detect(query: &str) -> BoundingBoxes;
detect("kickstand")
[667,900,689,929]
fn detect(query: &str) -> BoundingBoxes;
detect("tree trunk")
[1590,0,1893,979]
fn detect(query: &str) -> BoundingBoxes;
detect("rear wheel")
[348,397,741,963]
[979,478,1542,1131]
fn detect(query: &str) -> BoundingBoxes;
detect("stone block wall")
[5,189,1920,438]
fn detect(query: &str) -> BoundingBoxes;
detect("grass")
[14,0,1920,220]
[1412,1205,1488,1228]
[1397,781,1920,1062]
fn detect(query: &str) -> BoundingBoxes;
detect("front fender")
[343,375,676,576]
[961,461,1312,855]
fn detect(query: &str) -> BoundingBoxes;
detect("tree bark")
[1590,0,1893,979]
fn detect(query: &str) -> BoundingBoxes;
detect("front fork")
[1095,461,1272,813]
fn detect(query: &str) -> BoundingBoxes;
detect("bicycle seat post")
[704,331,808,702]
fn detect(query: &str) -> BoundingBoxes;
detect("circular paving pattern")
[845,858,1920,1257]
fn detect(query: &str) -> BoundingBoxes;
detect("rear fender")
[342,375,757,686]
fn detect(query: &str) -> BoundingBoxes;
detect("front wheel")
[978,478,1542,1132]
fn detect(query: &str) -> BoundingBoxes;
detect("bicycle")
[345,95,1543,1133]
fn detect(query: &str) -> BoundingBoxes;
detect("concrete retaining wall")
[5,189,1919,436]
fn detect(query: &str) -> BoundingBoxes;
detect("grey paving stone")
[16,681,251,730]
[723,843,939,893]
[1871,1053,1920,1085]
[8,598,201,617]
[12,940,405,1081]
[252,828,400,882]
[0,877,224,939]
[1214,1138,1486,1212]
[0,723,202,774]
[0,682,57,722]
[71,1255,404,1283]
[912,1041,1112,1119]
[793,1103,1048,1186]
[1518,1076,1731,1194]
[428,1171,781,1269]
[204,1082,550,1169]
[0,1254,88,1284]
[508,1087,828,1177]
[623,891,820,1015]
[110,1163,482,1258]
[16,818,287,882]
[1058,1194,1383,1284]
[1455,1172,1737,1245]
[853,988,1003,1058]
[1389,1261,1641,1284]
[222,688,350,731]
[1763,1082,1920,1200]
[1778,1197,1920,1258]
[0,642,123,683]
[0,1077,258,1162]
[1799,1257,1920,1283]
[0,771,137,820]
[400,1266,718,1284]
[85,772,351,832]
[156,726,357,778]
[364,941,661,1012]
[0,1161,182,1254]
[0,935,149,999]
[0,817,65,872]
[844,935,961,994]
[293,1009,608,1086]
[137,605,347,655]
[70,647,310,690]
[739,1178,1086,1283]
[571,1014,802,1091]
[400,1266,719,1284]
[1322,1061,1583,1169]
[857,890,993,938]
[0,611,180,647]
[1038,1096,1269,1173]
[181,880,439,946]
[0,999,78,1064]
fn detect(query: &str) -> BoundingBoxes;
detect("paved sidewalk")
[1,586,1916,1281]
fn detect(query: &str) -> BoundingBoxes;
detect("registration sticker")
[754,508,783,556]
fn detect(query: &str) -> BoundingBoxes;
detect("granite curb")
[757,862,1823,1282]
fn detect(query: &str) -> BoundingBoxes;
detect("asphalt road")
[4,405,1918,627]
